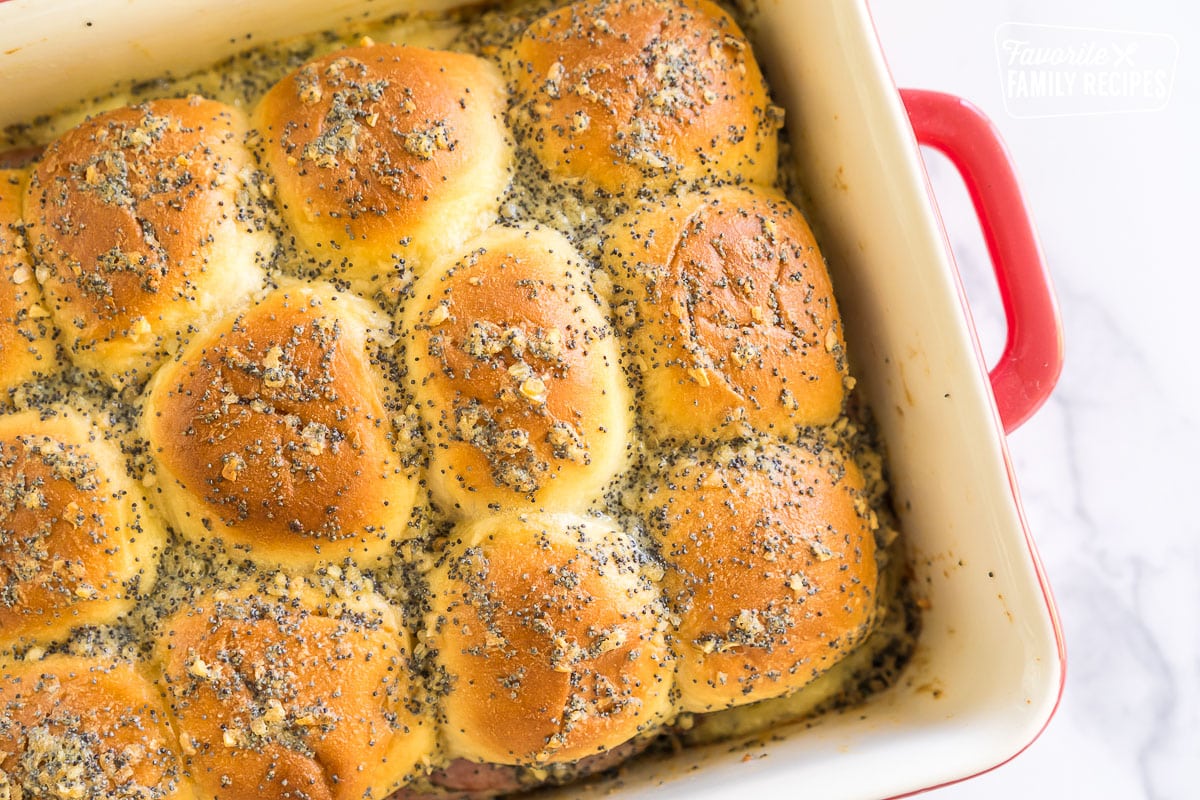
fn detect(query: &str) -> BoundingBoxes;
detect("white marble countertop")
[869,1,1199,797]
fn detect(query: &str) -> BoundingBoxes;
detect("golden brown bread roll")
[505,0,780,196]
[0,655,191,800]
[22,97,271,389]
[428,513,673,766]
[141,281,418,569]
[0,169,58,400]
[254,43,511,291]
[604,185,848,441]
[0,408,164,648]
[640,438,877,712]
[154,580,433,800]
[402,225,631,519]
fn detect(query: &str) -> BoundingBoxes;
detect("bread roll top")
[403,225,632,519]
[0,655,191,800]
[641,438,878,712]
[0,407,164,648]
[23,97,270,388]
[429,513,673,766]
[141,281,418,569]
[254,43,512,292]
[154,580,434,800]
[506,0,780,195]
[0,168,58,400]
[605,185,848,441]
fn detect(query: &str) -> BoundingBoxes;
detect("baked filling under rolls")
[641,438,878,712]
[604,185,849,441]
[142,281,418,569]
[505,0,781,196]
[0,655,190,800]
[428,513,673,767]
[254,42,512,293]
[22,98,271,390]
[0,408,164,648]
[0,168,58,400]
[403,225,632,519]
[155,579,434,800]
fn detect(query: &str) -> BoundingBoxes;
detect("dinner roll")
[22,97,270,389]
[155,580,433,800]
[1,169,58,399]
[0,655,190,800]
[505,0,780,196]
[254,43,511,291]
[0,408,164,648]
[142,281,418,569]
[403,226,631,519]
[429,514,672,765]
[604,186,848,441]
[641,438,877,712]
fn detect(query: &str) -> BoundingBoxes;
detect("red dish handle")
[900,89,1063,434]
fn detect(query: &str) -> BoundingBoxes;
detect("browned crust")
[0,409,164,646]
[430,514,672,766]
[403,226,631,518]
[254,43,510,284]
[506,0,780,194]
[0,656,189,799]
[641,439,878,712]
[0,169,58,397]
[605,186,847,441]
[23,97,267,387]
[154,583,433,800]
[142,282,417,567]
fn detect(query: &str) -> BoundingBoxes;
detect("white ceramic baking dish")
[0,0,1065,797]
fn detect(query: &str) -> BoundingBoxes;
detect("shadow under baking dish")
[0,1,1064,798]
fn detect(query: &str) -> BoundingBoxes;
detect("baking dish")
[0,0,1065,797]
